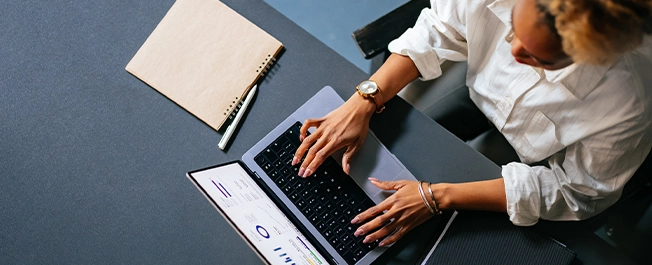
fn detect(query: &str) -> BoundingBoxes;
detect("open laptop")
[187,86,418,265]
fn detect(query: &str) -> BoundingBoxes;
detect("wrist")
[430,183,452,210]
[348,93,377,117]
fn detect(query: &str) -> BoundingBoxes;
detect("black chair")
[352,0,430,73]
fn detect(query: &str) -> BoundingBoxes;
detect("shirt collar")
[543,63,609,99]
[488,0,609,100]
[487,0,515,27]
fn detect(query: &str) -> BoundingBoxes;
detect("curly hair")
[536,0,652,65]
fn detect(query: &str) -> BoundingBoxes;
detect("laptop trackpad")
[332,133,406,199]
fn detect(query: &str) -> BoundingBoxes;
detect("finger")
[302,140,338,178]
[341,143,361,175]
[359,215,398,244]
[351,199,390,226]
[293,132,323,171]
[298,133,329,177]
[293,132,320,170]
[299,118,321,142]
[377,225,411,247]
[368,178,406,191]
[293,119,321,166]
[353,207,394,237]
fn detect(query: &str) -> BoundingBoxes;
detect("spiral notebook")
[126,0,283,131]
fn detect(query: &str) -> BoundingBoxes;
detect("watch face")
[358,80,378,94]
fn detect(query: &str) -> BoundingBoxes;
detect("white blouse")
[388,0,652,225]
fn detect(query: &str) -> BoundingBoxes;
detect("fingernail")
[298,167,305,177]
[345,163,350,174]
[291,157,299,166]
[354,229,363,237]
[303,169,312,178]
[299,135,304,142]
[378,241,385,247]
[369,177,379,182]
[363,236,371,244]
[351,217,359,224]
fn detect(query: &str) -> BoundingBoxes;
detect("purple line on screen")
[212,180,228,198]
[219,183,231,197]
[296,236,310,250]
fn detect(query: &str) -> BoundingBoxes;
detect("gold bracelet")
[427,182,443,215]
[418,181,435,214]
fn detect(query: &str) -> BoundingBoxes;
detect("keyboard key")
[324,229,335,240]
[274,176,286,187]
[301,206,314,217]
[343,208,355,218]
[262,148,277,163]
[285,130,300,147]
[341,234,352,245]
[294,182,305,192]
[296,199,307,210]
[300,189,311,199]
[268,170,280,181]
[271,138,286,153]
[306,197,317,206]
[288,191,300,203]
[315,221,327,232]
[310,215,320,224]
[327,219,337,228]
[283,140,295,152]
[261,162,273,173]
[341,251,356,264]
[278,149,290,161]
[336,244,347,254]
[286,174,299,185]
[281,184,294,194]
[354,247,367,260]
[334,227,344,237]
[254,154,267,166]
[273,159,283,169]
[321,212,331,222]
[329,236,339,247]
[280,167,290,176]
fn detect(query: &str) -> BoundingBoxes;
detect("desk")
[0,0,633,264]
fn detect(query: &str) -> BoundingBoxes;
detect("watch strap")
[372,89,385,113]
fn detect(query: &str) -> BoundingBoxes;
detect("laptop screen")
[188,161,329,265]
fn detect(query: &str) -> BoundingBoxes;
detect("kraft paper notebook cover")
[126,0,283,131]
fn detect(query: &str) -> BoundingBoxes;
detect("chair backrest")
[352,0,430,59]
[622,152,652,200]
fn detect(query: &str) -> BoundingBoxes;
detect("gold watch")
[356,80,385,113]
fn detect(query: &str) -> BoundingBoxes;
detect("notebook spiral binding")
[226,56,277,121]
[227,100,244,121]
[256,55,276,76]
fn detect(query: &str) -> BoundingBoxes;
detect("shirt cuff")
[502,162,541,226]
[388,28,443,80]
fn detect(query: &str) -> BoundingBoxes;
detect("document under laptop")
[187,86,420,265]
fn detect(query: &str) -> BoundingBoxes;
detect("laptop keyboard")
[254,121,379,264]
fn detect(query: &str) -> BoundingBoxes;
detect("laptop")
[187,86,418,265]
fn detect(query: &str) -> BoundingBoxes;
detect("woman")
[293,0,652,247]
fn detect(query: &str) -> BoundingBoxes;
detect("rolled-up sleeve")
[503,120,652,226]
[388,0,469,80]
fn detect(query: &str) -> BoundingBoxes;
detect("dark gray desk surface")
[0,0,633,264]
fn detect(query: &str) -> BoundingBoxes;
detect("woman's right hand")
[292,93,376,177]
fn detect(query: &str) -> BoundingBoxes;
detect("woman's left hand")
[351,178,436,247]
